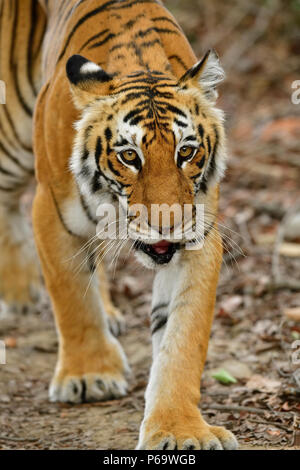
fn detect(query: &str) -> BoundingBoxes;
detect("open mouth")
[134,240,180,265]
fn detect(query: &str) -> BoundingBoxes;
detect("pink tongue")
[152,241,171,255]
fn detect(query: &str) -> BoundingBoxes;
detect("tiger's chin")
[133,240,182,269]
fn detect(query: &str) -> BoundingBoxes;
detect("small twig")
[255,343,280,354]
[0,435,39,442]
[202,404,266,415]
[268,280,300,292]
[247,418,292,433]
[202,404,292,416]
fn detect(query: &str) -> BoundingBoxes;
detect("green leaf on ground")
[212,369,238,385]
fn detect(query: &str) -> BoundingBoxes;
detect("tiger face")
[68,50,226,267]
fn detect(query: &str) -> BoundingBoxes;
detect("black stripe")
[0,164,18,178]
[168,54,189,71]
[80,194,97,224]
[139,38,161,49]
[109,42,126,54]
[166,104,187,118]
[113,85,150,95]
[58,0,159,62]
[115,137,130,148]
[89,32,117,50]
[0,140,33,174]
[10,2,32,117]
[105,127,113,154]
[151,303,169,316]
[152,16,181,31]
[199,176,208,194]
[108,159,120,177]
[124,108,145,123]
[97,166,123,193]
[174,118,187,128]
[95,136,103,170]
[151,316,167,335]
[0,116,19,152]
[27,0,38,97]
[33,6,47,61]
[14,77,33,117]
[134,26,179,39]
[81,126,94,161]
[184,135,197,142]
[206,135,212,155]
[50,186,80,238]
[197,156,205,169]
[79,28,110,52]
[0,185,23,193]
[80,379,87,402]
[91,170,102,193]
[116,77,174,88]
[81,144,89,161]
[109,0,159,12]
[206,126,219,181]
[130,115,144,126]
[198,124,204,140]
[204,219,216,238]
[58,0,118,61]
[122,13,145,30]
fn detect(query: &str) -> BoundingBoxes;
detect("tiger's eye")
[179,146,194,159]
[121,150,138,162]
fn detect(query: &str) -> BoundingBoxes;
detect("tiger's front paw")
[49,371,128,404]
[137,410,238,450]
[0,209,43,317]
[49,337,129,403]
[0,260,43,316]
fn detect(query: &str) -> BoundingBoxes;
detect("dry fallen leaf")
[220,296,243,314]
[281,401,291,411]
[267,429,281,437]
[279,243,300,258]
[246,374,281,393]
[284,307,300,322]
[4,337,17,348]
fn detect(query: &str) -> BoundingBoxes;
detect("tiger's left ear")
[178,49,225,102]
[66,55,113,109]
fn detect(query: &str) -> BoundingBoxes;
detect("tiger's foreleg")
[138,231,238,450]
[97,262,126,337]
[33,184,129,403]
[0,173,42,316]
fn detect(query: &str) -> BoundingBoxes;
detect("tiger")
[0,0,238,450]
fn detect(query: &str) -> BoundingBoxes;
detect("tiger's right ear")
[66,55,113,109]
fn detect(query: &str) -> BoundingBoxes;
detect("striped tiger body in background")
[0,0,238,450]
[0,0,45,313]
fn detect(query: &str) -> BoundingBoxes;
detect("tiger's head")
[67,50,226,268]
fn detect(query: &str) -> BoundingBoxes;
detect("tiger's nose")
[147,215,184,238]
